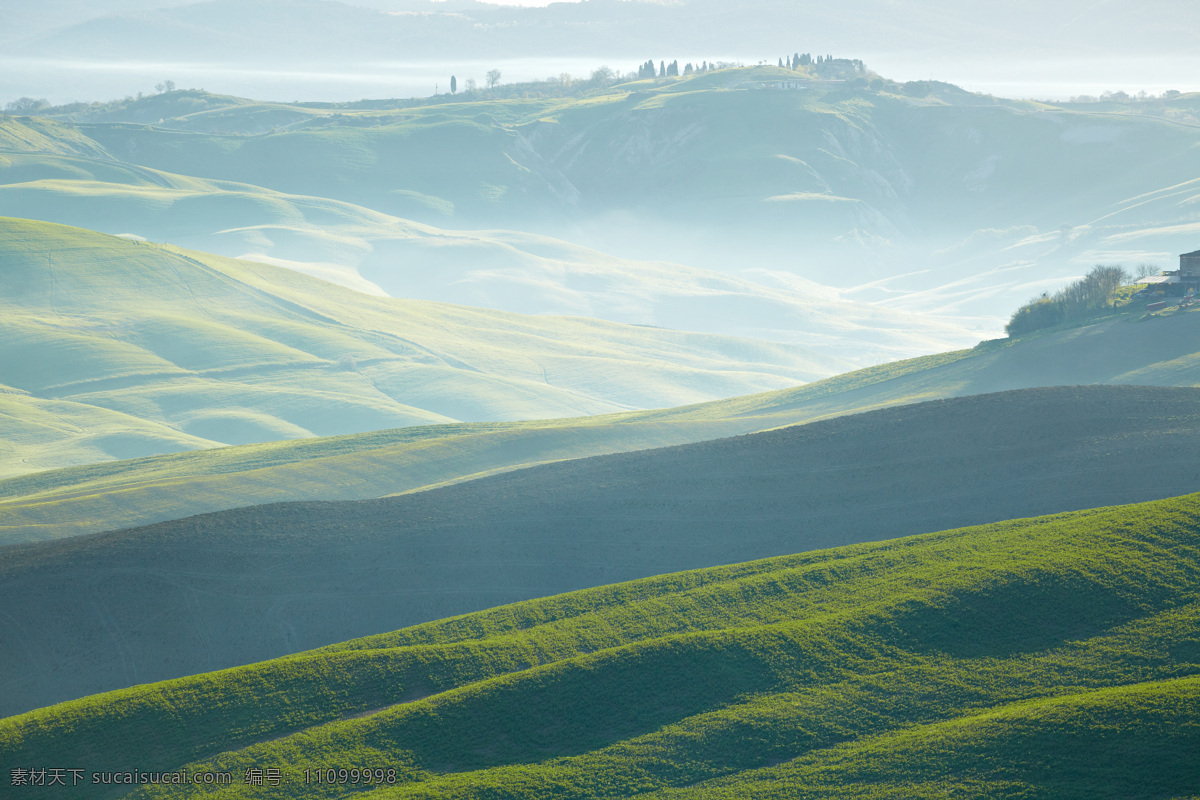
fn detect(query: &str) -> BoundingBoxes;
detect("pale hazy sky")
[463,0,578,5]
[476,0,581,5]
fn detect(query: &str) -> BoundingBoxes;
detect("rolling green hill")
[13,74,1200,348]
[3,384,1200,716]
[0,216,843,478]
[49,72,1200,322]
[4,301,1198,546]
[3,487,1198,798]
[0,148,986,364]
[0,115,112,160]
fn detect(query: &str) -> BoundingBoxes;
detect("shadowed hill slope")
[5,305,1199,545]
[3,488,1199,799]
[3,384,1199,716]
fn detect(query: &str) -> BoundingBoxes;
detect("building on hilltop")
[1181,250,1200,279]
[1135,250,1200,296]
[746,78,836,90]
[769,79,815,90]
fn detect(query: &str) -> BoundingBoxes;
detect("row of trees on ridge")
[1005,265,1131,336]
[637,60,724,79]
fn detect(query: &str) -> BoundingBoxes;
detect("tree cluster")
[1005,265,1130,337]
[782,53,814,68]
[637,59,717,79]
[769,53,867,80]
[4,97,49,114]
[634,53,858,81]
[1069,89,1184,103]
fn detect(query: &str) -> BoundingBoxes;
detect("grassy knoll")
[0,150,436,266]
[35,90,329,136]
[0,151,976,367]
[3,384,1200,716]
[0,415,779,543]
[13,72,1200,329]
[3,489,1199,798]
[0,116,113,160]
[4,297,1200,545]
[12,151,1004,365]
[15,73,1200,343]
[57,71,1200,299]
[45,71,1060,235]
[0,217,838,478]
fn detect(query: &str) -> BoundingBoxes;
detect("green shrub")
[1006,265,1129,337]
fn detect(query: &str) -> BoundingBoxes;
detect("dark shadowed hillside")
[5,305,1200,547]
[3,486,1200,800]
[3,384,1199,716]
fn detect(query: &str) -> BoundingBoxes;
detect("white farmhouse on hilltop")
[1136,250,1200,296]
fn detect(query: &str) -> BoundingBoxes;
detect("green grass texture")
[0,216,836,481]
[51,73,1200,269]
[15,72,1200,335]
[4,383,1199,716]
[0,146,982,368]
[4,296,1199,545]
[3,489,1199,798]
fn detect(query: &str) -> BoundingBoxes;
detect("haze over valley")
[3,2,1200,797]
[10,73,1200,365]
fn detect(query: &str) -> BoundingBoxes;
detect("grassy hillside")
[4,384,1200,716]
[52,71,1200,320]
[15,75,1200,343]
[0,115,112,160]
[4,301,1199,545]
[0,216,844,477]
[3,488,1199,798]
[37,89,323,136]
[0,413,779,544]
[0,150,984,363]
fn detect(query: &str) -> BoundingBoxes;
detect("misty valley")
[2,2,1200,798]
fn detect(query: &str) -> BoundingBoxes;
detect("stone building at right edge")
[1137,250,1200,296]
